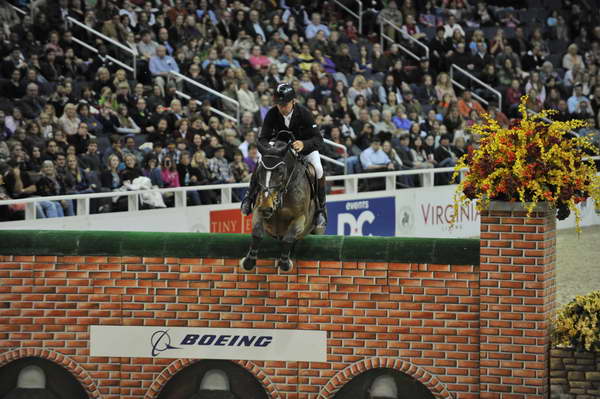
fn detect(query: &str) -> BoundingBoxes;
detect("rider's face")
[276,100,294,116]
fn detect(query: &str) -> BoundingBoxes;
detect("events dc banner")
[325,197,396,236]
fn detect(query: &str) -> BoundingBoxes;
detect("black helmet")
[273,83,295,105]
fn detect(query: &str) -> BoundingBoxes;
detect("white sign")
[90,326,327,362]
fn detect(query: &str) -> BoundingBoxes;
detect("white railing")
[174,90,237,124]
[450,64,502,110]
[169,71,240,124]
[2,163,598,222]
[67,16,137,79]
[379,17,429,61]
[9,4,26,15]
[0,167,462,221]
[332,0,363,34]
[69,36,135,75]
[323,138,348,173]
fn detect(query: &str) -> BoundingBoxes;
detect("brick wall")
[479,202,557,399]
[551,348,600,398]
[0,218,556,399]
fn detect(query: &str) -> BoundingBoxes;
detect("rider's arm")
[298,107,323,153]
[258,108,276,154]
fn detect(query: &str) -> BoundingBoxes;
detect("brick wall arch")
[0,348,101,398]
[316,357,453,399]
[144,358,280,399]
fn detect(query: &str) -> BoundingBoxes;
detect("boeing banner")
[325,196,396,236]
[90,326,327,362]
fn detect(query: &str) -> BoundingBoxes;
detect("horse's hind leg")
[240,214,264,271]
[277,215,305,272]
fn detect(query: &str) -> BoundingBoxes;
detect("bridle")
[257,132,300,216]
[258,149,299,214]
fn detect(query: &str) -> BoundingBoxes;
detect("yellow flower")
[451,96,600,232]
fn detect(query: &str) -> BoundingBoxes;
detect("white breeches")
[305,150,323,179]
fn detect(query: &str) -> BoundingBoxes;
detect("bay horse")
[240,131,323,272]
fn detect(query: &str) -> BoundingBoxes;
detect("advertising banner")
[209,209,253,233]
[384,186,479,238]
[90,326,327,362]
[325,196,396,236]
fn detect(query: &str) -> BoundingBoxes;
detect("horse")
[240,131,323,272]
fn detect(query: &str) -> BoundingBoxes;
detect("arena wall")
[0,206,556,399]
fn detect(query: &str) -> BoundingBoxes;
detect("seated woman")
[36,160,75,217]
[120,154,143,183]
[100,153,127,212]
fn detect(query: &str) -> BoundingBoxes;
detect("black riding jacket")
[258,104,323,156]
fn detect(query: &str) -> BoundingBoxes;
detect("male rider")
[240,82,327,228]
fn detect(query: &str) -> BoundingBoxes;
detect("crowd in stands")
[0,0,599,221]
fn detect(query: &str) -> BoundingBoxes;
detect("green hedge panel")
[0,230,479,265]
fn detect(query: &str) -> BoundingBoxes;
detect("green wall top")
[0,230,480,265]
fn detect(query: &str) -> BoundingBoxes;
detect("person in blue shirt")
[149,46,180,78]
[305,13,330,40]
[360,137,395,171]
[567,84,589,114]
[149,46,180,95]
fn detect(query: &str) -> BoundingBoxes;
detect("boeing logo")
[180,334,272,347]
[150,330,180,357]
[150,331,273,357]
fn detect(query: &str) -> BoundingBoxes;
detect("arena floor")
[556,225,600,307]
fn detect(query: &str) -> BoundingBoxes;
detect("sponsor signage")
[209,209,253,233]
[90,326,326,362]
[325,197,395,236]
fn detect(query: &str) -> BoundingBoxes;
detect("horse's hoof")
[277,258,293,272]
[313,225,326,235]
[240,257,256,271]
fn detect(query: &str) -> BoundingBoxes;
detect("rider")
[240,82,327,229]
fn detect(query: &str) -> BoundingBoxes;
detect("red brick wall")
[0,205,556,399]
[1,256,477,398]
[479,202,556,399]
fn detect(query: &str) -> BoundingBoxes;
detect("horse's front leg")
[240,212,265,271]
[277,215,305,272]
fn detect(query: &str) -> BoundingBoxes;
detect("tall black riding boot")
[241,171,259,216]
[315,176,327,229]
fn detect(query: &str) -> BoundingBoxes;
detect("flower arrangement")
[452,97,600,229]
[552,291,600,352]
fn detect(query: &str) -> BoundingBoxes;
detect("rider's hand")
[292,140,304,152]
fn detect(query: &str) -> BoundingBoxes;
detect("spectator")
[457,91,486,118]
[360,137,394,172]
[563,44,585,71]
[36,160,74,217]
[378,1,403,41]
[305,13,330,40]
[209,145,235,184]
[244,143,260,174]
[434,134,457,185]
[568,84,589,114]
[443,14,465,39]
[59,103,80,137]
[149,45,180,91]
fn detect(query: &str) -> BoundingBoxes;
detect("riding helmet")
[273,82,295,105]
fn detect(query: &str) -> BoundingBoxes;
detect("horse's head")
[255,140,295,219]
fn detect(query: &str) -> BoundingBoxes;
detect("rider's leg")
[305,151,327,228]
[241,167,260,216]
